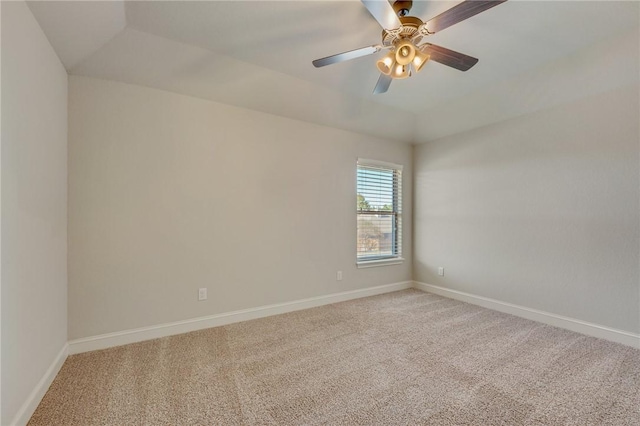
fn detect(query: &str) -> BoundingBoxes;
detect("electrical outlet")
[438,267,445,277]
[198,287,207,301]
[336,271,343,281]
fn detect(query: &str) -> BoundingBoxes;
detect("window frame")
[356,158,404,268]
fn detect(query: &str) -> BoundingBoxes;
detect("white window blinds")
[356,159,402,263]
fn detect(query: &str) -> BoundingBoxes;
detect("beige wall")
[414,86,640,333]
[1,2,68,424]
[68,76,412,340]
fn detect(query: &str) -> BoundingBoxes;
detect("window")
[356,159,403,267]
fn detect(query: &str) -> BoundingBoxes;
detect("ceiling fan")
[312,0,507,94]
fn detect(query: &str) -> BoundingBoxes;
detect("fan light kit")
[376,39,430,79]
[312,0,507,94]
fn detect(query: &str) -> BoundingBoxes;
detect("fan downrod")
[393,0,413,17]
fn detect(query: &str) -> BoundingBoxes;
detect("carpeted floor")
[29,289,640,425]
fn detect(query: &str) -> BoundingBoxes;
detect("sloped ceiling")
[28,1,640,143]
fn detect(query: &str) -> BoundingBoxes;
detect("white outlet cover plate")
[198,288,207,301]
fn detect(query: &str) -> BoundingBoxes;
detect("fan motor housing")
[381,16,425,47]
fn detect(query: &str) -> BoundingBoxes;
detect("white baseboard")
[11,343,69,426]
[69,281,413,355]
[413,281,640,349]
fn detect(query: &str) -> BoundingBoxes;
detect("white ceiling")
[28,1,640,143]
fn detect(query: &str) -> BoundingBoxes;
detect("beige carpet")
[29,289,640,425]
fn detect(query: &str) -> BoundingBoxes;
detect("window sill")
[357,258,405,269]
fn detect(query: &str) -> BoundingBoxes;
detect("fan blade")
[361,0,402,30]
[422,43,478,71]
[425,0,506,34]
[373,74,392,94]
[312,45,381,68]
